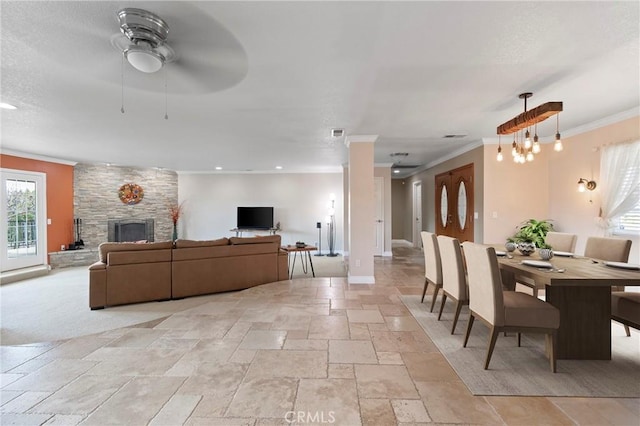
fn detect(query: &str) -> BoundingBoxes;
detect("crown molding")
[483,107,640,145]
[0,149,77,166]
[415,139,484,172]
[177,168,344,175]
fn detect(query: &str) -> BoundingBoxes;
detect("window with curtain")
[615,202,640,234]
[598,139,640,235]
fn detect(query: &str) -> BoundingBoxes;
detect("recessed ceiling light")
[275,166,283,170]
[393,170,400,174]
[215,166,222,170]
[0,102,17,110]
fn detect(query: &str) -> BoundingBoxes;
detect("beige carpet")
[401,294,640,397]
[289,253,346,278]
[0,267,251,346]
[0,256,346,346]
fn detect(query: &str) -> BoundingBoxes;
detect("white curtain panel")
[597,139,640,233]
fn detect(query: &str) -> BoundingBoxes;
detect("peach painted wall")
[548,115,640,263]
[483,114,640,263]
[0,155,75,259]
[482,145,550,244]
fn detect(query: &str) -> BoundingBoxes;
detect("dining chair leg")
[624,324,631,337]
[437,293,447,321]
[517,332,521,347]
[429,285,440,313]
[484,326,500,370]
[463,314,475,347]
[451,300,463,335]
[549,331,557,373]
[421,278,429,303]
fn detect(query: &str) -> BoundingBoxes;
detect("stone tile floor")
[1,246,638,425]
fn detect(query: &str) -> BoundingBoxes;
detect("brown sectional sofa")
[89,235,288,309]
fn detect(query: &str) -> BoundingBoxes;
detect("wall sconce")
[577,178,597,192]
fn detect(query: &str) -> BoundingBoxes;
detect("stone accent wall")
[49,248,99,268]
[74,164,178,248]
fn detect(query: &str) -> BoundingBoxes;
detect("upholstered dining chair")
[461,242,560,372]
[584,236,632,292]
[521,232,578,297]
[545,232,578,253]
[583,236,632,264]
[584,236,634,336]
[436,235,469,334]
[421,231,443,312]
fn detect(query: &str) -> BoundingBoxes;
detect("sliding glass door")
[1,169,47,272]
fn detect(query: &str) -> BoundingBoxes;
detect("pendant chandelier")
[496,92,563,163]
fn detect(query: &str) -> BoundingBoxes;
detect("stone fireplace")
[73,163,178,247]
[108,219,155,242]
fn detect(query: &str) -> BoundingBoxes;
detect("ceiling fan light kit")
[115,8,175,73]
[495,92,563,164]
[124,45,164,73]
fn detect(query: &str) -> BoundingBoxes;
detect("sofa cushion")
[98,241,173,263]
[230,235,281,245]
[175,238,230,248]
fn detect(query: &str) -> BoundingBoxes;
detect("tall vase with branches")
[169,202,184,241]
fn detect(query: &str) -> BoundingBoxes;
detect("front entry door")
[435,163,474,242]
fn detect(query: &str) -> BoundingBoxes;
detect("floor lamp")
[327,194,338,257]
[314,222,324,256]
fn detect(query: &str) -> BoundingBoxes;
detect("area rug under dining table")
[401,294,640,397]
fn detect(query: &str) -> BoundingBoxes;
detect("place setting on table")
[494,244,640,277]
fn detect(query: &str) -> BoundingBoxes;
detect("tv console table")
[230,228,279,237]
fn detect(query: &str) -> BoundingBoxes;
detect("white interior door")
[374,177,384,256]
[413,181,422,248]
[1,169,47,272]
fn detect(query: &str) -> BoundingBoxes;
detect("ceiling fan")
[111,8,177,73]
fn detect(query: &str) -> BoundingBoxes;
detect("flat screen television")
[237,207,274,230]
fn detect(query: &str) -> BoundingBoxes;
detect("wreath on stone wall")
[118,183,144,205]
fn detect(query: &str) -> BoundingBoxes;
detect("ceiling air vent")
[331,129,344,137]
[443,134,467,138]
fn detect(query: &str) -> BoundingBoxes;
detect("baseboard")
[0,265,50,285]
[347,274,375,284]
[392,239,413,247]
[382,251,393,257]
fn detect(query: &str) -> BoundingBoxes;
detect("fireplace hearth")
[107,219,154,242]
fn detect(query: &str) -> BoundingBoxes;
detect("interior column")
[345,135,377,284]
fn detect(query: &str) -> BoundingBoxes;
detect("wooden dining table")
[495,249,640,360]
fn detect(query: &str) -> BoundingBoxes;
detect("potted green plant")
[510,219,554,256]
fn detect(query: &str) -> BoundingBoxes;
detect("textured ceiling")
[1,1,639,177]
